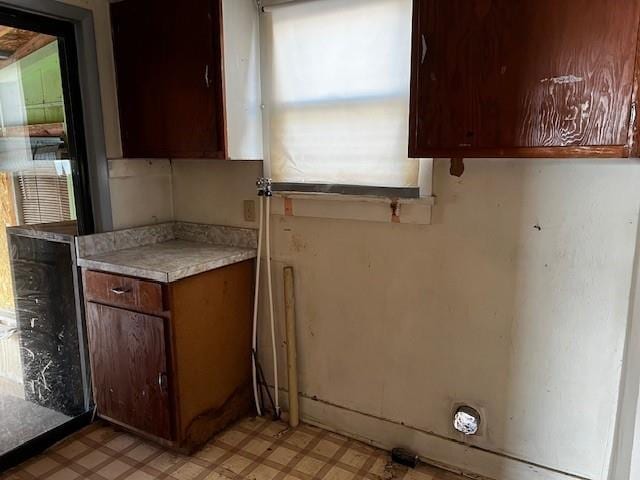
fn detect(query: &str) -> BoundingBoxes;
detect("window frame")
[259,0,431,199]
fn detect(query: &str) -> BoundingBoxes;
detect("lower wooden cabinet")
[86,303,172,440]
[83,260,254,451]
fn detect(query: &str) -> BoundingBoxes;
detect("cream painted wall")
[610,217,640,479]
[172,158,640,480]
[108,159,173,228]
[172,160,263,229]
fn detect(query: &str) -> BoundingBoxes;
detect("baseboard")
[290,394,588,480]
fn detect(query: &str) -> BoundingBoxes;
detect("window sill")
[270,192,435,225]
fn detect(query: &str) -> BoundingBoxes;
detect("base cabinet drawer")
[84,270,165,314]
[85,302,173,440]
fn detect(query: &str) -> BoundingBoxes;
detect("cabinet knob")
[204,64,210,88]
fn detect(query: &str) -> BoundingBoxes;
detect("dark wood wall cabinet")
[409,0,640,159]
[111,0,224,158]
[111,0,262,160]
[83,261,254,452]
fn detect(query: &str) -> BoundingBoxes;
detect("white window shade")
[262,0,418,189]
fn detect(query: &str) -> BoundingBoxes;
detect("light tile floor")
[1,416,468,480]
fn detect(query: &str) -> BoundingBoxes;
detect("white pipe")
[251,195,264,416]
[265,196,281,416]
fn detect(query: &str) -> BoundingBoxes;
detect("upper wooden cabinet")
[408,0,640,158]
[111,0,262,160]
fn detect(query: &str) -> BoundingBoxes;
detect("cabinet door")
[409,0,640,157]
[86,302,172,440]
[111,0,169,158]
[165,0,226,158]
[111,0,225,159]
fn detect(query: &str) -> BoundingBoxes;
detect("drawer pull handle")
[110,287,130,295]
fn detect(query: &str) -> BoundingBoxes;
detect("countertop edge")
[77,250,257,283]
[77,259,169,283]
[166,250,257,282]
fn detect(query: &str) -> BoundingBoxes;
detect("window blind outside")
[16,163,72,225]
[263,0,418,188]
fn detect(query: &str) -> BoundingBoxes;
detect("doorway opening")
[0,6,94,467]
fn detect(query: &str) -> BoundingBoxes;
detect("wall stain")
[290,234,307,253]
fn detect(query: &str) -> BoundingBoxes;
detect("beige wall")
[610,218,640,479]
[172,158,640,480]
[108,159,173,229]
[172,160,262,229]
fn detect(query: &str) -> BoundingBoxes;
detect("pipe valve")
[256,177,273,197]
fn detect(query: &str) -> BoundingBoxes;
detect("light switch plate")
[243,200,256,222]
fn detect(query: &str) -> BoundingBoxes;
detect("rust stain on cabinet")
[167,260,254,450]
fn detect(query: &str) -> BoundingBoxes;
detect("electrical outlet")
[243,200,256,222]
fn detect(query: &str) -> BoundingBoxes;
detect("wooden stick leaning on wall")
[283,266,299,427]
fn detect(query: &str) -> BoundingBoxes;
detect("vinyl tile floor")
[1,416,469,480]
